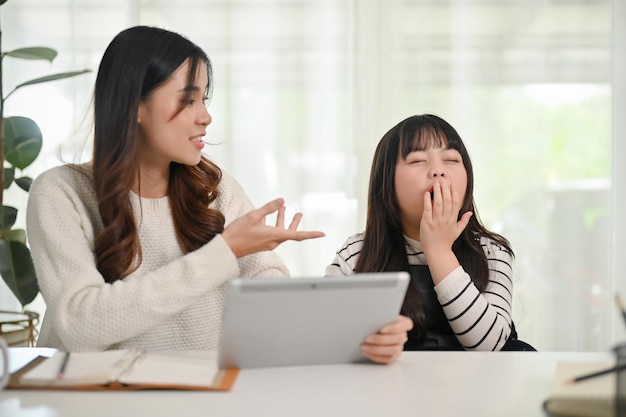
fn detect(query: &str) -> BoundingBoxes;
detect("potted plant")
[0,0,90,344]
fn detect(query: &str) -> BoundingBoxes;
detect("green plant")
[0,0,90,307]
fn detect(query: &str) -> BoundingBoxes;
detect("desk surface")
[0,348,612,417]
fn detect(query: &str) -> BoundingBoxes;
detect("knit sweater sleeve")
[216,170,290,279]
[25,165,282,351]
[434,239,514,351]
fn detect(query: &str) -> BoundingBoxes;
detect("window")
[1,0,620,351]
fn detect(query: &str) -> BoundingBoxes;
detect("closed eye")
[405,151,427,164]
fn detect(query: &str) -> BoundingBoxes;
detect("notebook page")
[118,352,219,387]
[20,349,136,386]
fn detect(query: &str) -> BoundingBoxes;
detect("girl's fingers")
[361,345,403,364]
[423,190,432,218]
[432,181,462,220]
[458,211,473,232]
[450,182,464,215]
[441,181,454,218]
[431,182,442,215]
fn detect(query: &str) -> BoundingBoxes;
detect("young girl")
[326,114,527,351]
[26,26,410,362]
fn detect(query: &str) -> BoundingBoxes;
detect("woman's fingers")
[288,212,303,231]
[275,204,286,229]
[223,198,325,257]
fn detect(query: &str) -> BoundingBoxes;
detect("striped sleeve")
[434,238,514,351]
[324,234,364,276]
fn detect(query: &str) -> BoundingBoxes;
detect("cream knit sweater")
[26,163,288,352]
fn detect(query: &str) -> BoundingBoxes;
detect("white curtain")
[1,0,620,351]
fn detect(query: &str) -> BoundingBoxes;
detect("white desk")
[0,348,612,417]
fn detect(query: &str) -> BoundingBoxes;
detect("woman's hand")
[361,315,413,364]
[222,198,325,258]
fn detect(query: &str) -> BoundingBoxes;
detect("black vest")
[404,265,464,350]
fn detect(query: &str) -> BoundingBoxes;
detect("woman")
[327,114,524,351]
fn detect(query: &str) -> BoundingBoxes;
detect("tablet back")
[217,272,410,369]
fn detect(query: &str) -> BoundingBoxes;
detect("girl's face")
[394,144,468,239]
[137,59,211,170]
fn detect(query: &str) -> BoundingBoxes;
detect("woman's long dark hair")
[354,114,513,342]
[92,26,225,283]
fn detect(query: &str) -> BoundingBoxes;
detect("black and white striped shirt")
[325,233,514,351]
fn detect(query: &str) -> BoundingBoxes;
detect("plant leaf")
[4,116,43,169]
[4,47,57,62]
[0,0,8,6]
[4,166,15,189]
[15,176,33,192]
[6,229,27,245]
[0,238,40,307]
[11,69,91,91]
[0,205,18,230]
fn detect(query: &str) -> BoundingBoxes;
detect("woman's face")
[137,59,211,169]
[394,144,468,240]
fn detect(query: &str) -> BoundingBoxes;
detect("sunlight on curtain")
[0,0,619,351]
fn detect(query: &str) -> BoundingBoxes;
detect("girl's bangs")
[400,126,449,158]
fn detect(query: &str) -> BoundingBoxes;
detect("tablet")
[217,272,410,369]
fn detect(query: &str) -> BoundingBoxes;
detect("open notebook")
[9,349,237,391]
[217,272,410,369]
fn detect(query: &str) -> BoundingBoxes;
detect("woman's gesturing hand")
[222,198,325,258]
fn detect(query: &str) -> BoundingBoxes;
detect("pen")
[567,294,626,385]
[566,363,626,384]
[616,294,626,328]
[57,352,70,380]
